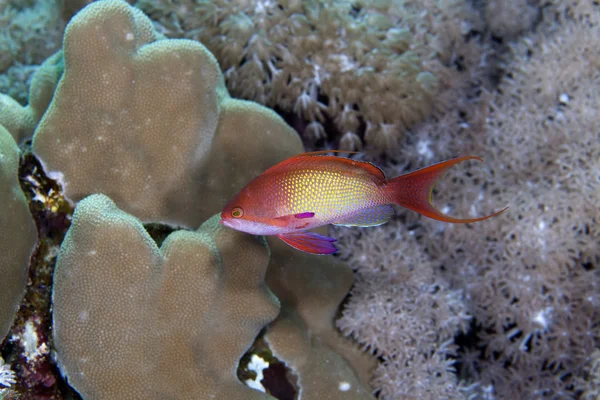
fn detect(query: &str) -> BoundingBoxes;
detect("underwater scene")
[0,0,598,399]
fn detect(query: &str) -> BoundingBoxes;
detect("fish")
[220,151,508,255]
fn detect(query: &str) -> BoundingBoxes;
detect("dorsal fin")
[285,150,386,180]
[295,150,360,157]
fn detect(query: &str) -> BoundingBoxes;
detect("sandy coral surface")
[0,0,598,399]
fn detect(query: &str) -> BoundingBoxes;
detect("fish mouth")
[220,218,236,229]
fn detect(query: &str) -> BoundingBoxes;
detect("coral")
[458,6,600,397]
[335,1,599,398]
[579,349,600,400]
[335,224,470,399]
[136,0,485,152]
[58,0,134,21]
[24,52,64,126]
[0,94,35,144]
[52,194,280,399]
[484,0,541,39]
[0,0,64,104]
[263,238,377,399]
[0,125,37,342]
[0,53,63,144]
[31,0,302,228]
[0,0,62,70]
[0,64,37,106]
[0,357,16,388]
[7,153,80,399]
[3,0,596,398]
[0,2,377,398]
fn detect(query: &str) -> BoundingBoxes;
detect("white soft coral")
[0,357,16,388]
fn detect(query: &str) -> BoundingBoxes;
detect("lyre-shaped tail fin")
[385,156,508,223]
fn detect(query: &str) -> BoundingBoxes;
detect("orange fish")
[220,151,507,255]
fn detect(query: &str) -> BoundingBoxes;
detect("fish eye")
[231,207,244,218]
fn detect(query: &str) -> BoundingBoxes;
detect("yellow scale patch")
[277,168,379,221]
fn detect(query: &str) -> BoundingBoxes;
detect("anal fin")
[333,205,394,227]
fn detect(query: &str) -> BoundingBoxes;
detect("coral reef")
[483,0,541,39]
[580,349,600,400]
[0,0,62,70]
[2,1,375,398]
[0,51,62,144]
[0,0,597,399]
[136,0,485,152]
[52,194,375,399]
[0,125,37,342]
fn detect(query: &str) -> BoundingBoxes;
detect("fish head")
[220,204,247,229]
[220,199,278,236]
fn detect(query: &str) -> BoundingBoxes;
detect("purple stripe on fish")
[294,212,315,219]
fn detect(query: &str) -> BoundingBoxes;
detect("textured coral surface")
[0,126,37,342]
[31,0,302,227]
[265,238,377,399]
[53,194,280,399]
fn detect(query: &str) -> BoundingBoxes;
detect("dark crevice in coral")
[262,361,298,400]
[7,150,78,399]
[238,333,298,400]
[143,223,176,247]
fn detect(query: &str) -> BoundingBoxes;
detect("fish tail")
[384,156,508,223]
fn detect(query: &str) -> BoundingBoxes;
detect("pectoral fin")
[277,231,338,255]
[333,205,394,227]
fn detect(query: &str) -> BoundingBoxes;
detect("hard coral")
[0,52,63,144]
[53,194,280,399]
[0,125,37,342]
[264,238,377,399]
[137,0,484,153]
[31,0,301,228]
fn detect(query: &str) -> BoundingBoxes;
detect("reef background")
[0,0,598,399]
